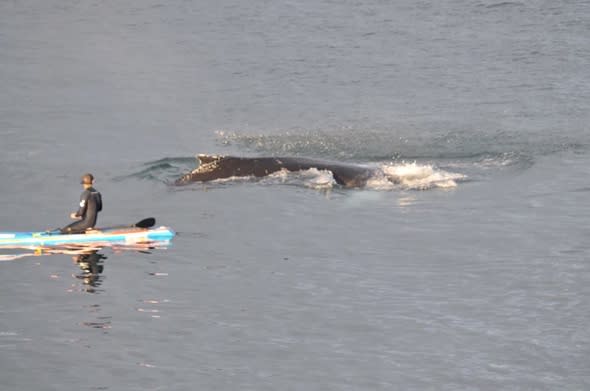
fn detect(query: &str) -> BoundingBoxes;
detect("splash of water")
[263,164,465,191]
[379,162,466,190]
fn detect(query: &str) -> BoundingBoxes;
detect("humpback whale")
[175,154,377,188]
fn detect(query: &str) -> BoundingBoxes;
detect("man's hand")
[70,212,79,219]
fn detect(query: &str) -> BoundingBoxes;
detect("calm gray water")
[1,0,589,390]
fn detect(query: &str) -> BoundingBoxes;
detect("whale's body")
[175,154,376,188]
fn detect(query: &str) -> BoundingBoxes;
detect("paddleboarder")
[61,173,103,234]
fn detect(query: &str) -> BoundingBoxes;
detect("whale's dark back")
[175,155,375,188]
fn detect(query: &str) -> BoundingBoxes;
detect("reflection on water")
[81,303,112,331]
[0,239,174,336]
[73,250,107,293]
[0,240,173,294]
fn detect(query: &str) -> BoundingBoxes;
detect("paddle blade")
[135,217,156,228]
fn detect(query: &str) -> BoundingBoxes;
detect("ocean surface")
[1,0,589,390]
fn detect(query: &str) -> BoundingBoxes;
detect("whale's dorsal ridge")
[178,155,374,188]
[197,154,223,164]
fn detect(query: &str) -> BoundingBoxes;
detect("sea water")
[1,1,589,390]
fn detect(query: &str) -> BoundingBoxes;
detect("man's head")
[80,173,94,188]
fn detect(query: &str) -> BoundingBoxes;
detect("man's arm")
[72,190,89,218]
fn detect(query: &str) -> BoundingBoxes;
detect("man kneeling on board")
[61,173,103,234]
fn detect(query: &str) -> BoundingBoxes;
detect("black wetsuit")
[61,187,103,234]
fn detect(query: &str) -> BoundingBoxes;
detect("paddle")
[134,217,156,229]
[96,217,156,231]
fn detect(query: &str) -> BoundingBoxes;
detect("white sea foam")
[268,168,336,189]
[299,168,336,189]
[377,162,466,190]
[276,163,465,190]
